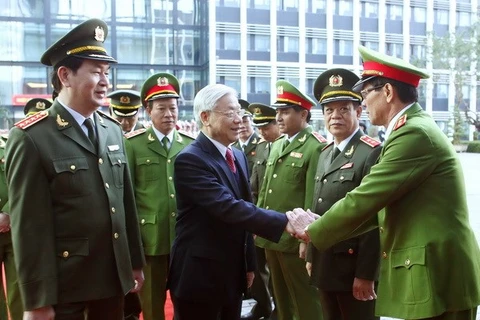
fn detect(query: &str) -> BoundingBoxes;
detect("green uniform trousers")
[265,249,322,320]
[407,308,478,320]
[139,255,169,320]
[0,242,22,320]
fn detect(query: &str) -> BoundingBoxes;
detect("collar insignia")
[56,114,69,127]
[148,133,155,141]
[344,145,354,157]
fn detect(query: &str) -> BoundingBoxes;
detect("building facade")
[1,0,479,137]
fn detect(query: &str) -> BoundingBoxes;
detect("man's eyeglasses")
[212,109,245,119]
[360,84,385,99]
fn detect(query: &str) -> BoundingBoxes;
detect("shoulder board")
[125,128,147,139]
[14,110,49,129]
[322,141,334,151]
[360,135,381,148]
[312,131,328,143]
[97,110,121,125]
[393,114,407,131]
[177,130,196,140]
[257,137,267,144]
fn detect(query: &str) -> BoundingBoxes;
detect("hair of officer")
[194,84,238,129]
[50,56,84,93]
[290,104,312,123]
[367,77,418,104]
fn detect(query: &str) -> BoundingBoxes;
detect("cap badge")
[329,75,343,87]
[94,26,105,42]
[254,107,262,115]
[120,96,131,104]
[158,77,169,86]
[277,85,284,95]
[36,102,46,110]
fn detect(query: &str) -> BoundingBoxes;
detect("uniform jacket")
[5,102,145,310]
[307,130,381,291]
[0,137,11,247]
[307,103,480,319]
[250,139,271,204]
[256,126,325,253]
[167,132,288,304]
[124,127,194,256]
[234,132,260,175]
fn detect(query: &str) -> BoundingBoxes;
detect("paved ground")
[242,152,480,320]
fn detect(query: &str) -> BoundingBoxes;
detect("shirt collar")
[384,103,414,142]
[204,134,231,159]
[334,128,359,152]
[152,127,175,143]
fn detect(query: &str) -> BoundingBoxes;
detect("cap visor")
[321,96,361,105]
[352,76,377,92]
[72,53,118,64]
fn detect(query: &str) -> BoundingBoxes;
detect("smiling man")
[124,72,194,320]
[5,19,145,320]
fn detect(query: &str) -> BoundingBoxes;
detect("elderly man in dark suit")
[167,84,295,320]
[5,19,145,320]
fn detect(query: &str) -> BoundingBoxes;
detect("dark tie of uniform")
[282,139,290,152]
[84,118,98,152]
[226,148,237,173]
[331,147,341,163]
[162,136,170,154]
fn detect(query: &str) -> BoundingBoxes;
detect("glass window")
[386,42,403,58]
[387,4,403,20]
[53,0,111,20]
[175,29,200,65]
[116,0,147,22]
[277,36,299,53]
[361,41,379,51]
[3,0,45,18]
[462,85,470,99]
[248,77,270,94]
[308,0,326,13]
[115,69,153,92]
[434,9,449,25]
[217,76,241,92]
[334,0,353,16]
[223,0,240,7]
[307,37,327,54]
[250,0,270,9]
[151,0,174,24]
[457,11,471,27]
[336,39,353,56]
[224,33,240,50]
[362,2,378,18]
[248,34,270,51]
[277,0,299,11]
[0,21,44,62]
[177,0,196,25]
[433,83,448,98]
[410,45,426,67]
[411,7,426,23]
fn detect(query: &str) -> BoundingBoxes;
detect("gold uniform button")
[141,219,146,224]
[98,158,104,164]
[266,206,269,210]
[256,161,261,165]
[348,248,354,254]
[323,179,327,183]
[168,177,173,181]
[167,159,172,163]
[340,176,344,180]
[291,163,295,167]
[318,198,323,203]
[0,158,4,163]
[315,176,319,181]
[70,165,76,171]
[117,159,122,164]
[171,212,176,217]
[114,233,119,239]
[111,207,116,213]
[146,159,150,163]
[405,259,411,266]
[278,159,283,163]
[62,251,69,258]
[273,174,278,178]
[379,227,384,233]
[268,189,272,194]
[170,194,175,198]
[382,252,388,259]
[105,183,110,189]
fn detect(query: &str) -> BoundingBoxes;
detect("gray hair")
[194,84,238,128]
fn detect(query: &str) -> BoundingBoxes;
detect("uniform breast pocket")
[52,157,91,197]
[391,246,432,304]
[107,152,127,188]
[282,158,305,183]
[332,170,355,184]
[136,157,161,182]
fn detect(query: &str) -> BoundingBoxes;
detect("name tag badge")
[340,163,353,169]
[108,144,120,151]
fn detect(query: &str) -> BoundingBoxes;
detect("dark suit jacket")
[5,102,145,310]
[167,132,287,305]
[308,130,381,291]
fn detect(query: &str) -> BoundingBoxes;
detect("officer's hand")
[286,208,318,241]
[0,213,10,233]
[130,269,145,293]
[352,277,377,301]
[306,262,312,277]
[246,271,255,288]
[299,242,307,259]
[23,305,55,320]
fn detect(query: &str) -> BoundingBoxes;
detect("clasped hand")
[285,208,320,242]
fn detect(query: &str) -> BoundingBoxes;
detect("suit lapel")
[279,127,312,157]
[53,103,96,155]
[146,127,167,157]
[324,131,362,176]
[95,112,108,156]
[169,131,185,158]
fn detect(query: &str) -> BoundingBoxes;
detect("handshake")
[285,208,320,242]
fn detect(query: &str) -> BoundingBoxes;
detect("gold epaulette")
[97,110,120,125]
[177,130,196,140]
[322,141,334,151]
[14,110,49,129]
[312,131,328,143]
[125,128,147,139]
[393,114,407,131]
[360,135,381,147]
